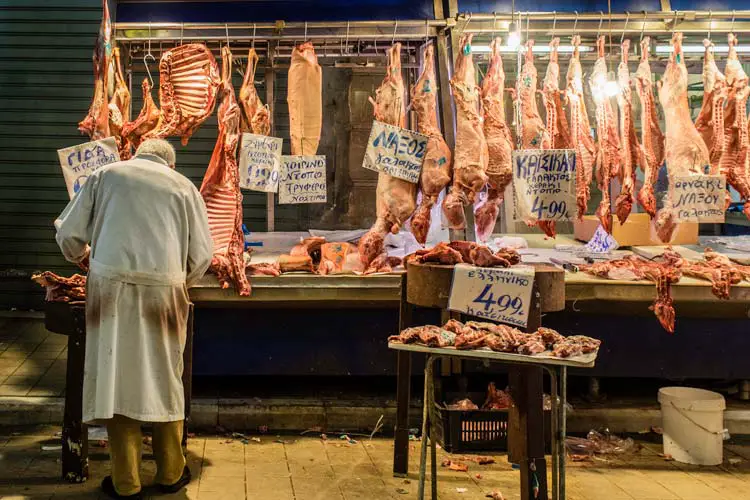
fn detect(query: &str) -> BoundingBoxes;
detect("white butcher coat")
[55,154,213,423]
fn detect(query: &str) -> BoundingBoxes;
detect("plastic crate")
[433,403,552,454]
[433,403,510,453]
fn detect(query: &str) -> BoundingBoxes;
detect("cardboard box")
[573,213,698,247]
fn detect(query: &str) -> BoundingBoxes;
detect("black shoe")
[101,476,143,499]
[158,465,192,494]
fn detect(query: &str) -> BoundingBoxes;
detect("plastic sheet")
[565,429,636,456]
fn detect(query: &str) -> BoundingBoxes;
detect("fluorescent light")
[507,31,521,50]
[655,44,750,54]
[472,44,593,54]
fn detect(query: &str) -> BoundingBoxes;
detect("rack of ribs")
[410,43,452,245]
[199,46,250,296]
[475,37,513,242]
[442,34,489,229]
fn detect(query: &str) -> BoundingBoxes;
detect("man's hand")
[78,245,91,273]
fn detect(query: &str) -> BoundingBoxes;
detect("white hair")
[136,139,176,167]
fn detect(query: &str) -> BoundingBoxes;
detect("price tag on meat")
[362,120,428,183]
[57,137,120,199]
[584,225,619,253]
[239,133,282,193]
[278,155,327,204]
[512,149,576,222]
[448,264,535,328]
[671,175,726,223]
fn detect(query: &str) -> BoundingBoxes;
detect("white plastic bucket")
[658,387,726,465]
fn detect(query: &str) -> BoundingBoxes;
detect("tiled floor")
[0,319,67,398]
[0,428,749,499]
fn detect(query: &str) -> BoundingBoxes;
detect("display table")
[390,343,596,500]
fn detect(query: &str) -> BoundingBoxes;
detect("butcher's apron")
[83,259,190,424]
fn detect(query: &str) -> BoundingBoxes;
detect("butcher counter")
[183,234,750,379]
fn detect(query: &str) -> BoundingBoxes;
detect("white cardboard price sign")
[57,137,120,198]
[671,175,726,223]
[278,155,327,204]
[362,120,428,183]
[512,149,576,222]
[239,133,282,192]
[585,225,619,253]
[448,264,535,328]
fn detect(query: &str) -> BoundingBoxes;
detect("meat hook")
[731,10,736,35]
[551,11,556,38]
[392,20,398,45]
[707,10,712,40]
[180,22,184,45]
[597,12,604,38]
[225,24,230,50]
[304,22,308,42]
[573,11,579,35]
[640,11,647,42]
[144,23,155,86]
[252,23,256,49]
[621,12,629,45]
[425,19,429,42]
[671,10,678,35]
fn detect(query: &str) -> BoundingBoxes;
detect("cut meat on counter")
[704,248,750,280]
[442,34,488,229]
[614,40,642,225]
[407,241,520,268]
[581,255,681,333]
[239,48,271,136]
[31,272,87,302]
[78,0,112,140]
[695,39,727,174]
[566,35,597,219]
[589,36,621,234]
[718,34,750,219]
[109,47,132,159]
[657,248,743,300]
[656,33,711,242]
[359,43,417,269]
[146,44,221,146]
[389,320,601,359]
[633,37,665,218]
[475,37,514,243]
[200,47,250,296]
[246,262,282,277]
[288,42,322,155]
[121,79,160,149]
[410,43,452,245]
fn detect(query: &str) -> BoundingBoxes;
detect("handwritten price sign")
[448,264,535,328]
[278,155,327,204]
[56,137,120,198]
[239,133,283,193]
[671,175,726,223]
[362,120,428,183]
[512,149,576,223]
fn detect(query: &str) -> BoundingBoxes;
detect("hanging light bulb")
[507,21,521,50]
[605,70,620,97]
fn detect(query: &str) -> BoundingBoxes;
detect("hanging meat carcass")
[536,37,574,238]
[515,40,555,237]
[240,48,271,136]
[694,39,727,173]
[589,35,622,234]
[475,37,513,242]
[718,34,750,219]
[78,0,112,140]
[442,34,489,229]
[109,47,132,159]
[145,44,221,146]
[655,33,711,242]
[614,40,643,225]
[410,43,452,245]
[288,42,322,155]
[121,78,160,149]
[566,35,598,219]
[200,46,250,296]
[359,43,418,269]
[633,36,666,218]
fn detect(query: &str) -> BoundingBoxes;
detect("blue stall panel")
[117,0,434,23]
[457,0,662,13]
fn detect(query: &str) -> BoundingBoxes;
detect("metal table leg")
[546,366,559,500]
[61,307,88,483]
[560,366,568,500]
[417,356,435,500]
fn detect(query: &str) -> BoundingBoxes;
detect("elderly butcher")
[54,138,213,499]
